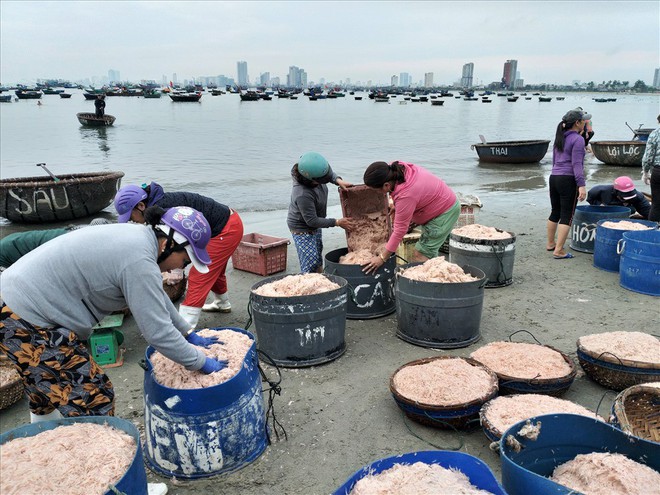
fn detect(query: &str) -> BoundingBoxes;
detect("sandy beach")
[1,195,657,495]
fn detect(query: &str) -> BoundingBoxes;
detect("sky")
[1,1,658,86]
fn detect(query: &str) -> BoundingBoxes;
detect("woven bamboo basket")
[163,276,187,302]
[577,340,660,391]
[471,344,577,397]
[610,383,660,443]
[0,356,23,410]
[390,356,499,429]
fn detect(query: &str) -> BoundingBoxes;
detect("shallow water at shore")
[1,90,657,236]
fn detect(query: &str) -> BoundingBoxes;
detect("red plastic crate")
[231,233,290,276]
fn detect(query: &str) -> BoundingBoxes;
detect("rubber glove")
[187,331,223,347]
[642,171,651,185]
[200,357,228,374]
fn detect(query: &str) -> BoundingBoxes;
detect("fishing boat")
[143,90,161,99]
[42,88,64,95]
[374,97,389,103]
[239,91,260,101]
[627,122,655,142]
[481,98,492,103]
[431,100,444,106]
[591,141,646,167]
[59,93,72,99]
[539,96,552,102]
[507,96,519,102]
[15,89,42,99]
[354,96,363,100]
[0,94,12,103]
[556,96,565,101]
[169,92,202,102]
[471,139,550,164]
[76,112,116,126]
[0,170,125,223]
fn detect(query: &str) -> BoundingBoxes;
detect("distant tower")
[654,68,660,88]
[237,61,248,87]
[424,72,434,88]
[399,72,411,87]
[391,75,399,87]
[502,60,518,90]
[108,69,120,84]
[461,63,474,88]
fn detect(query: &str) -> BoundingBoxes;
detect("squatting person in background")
[361,160,460,275]
[587,176,651,219]
[0,206,227,423]
[641,114,660,222]
[546,109,590,260]
[114,182,243,327]
[287,151,354,273]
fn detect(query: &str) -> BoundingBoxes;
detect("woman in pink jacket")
[361,161,460,274]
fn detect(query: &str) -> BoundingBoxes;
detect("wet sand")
[1,199,658,495]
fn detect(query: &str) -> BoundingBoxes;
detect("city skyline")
[1,1,658,86]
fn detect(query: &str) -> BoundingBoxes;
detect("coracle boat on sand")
[590,141,646,167]
[0,171,124,223]
[471,140,550,164]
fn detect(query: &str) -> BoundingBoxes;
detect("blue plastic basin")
[500,413,660,495]
[333,450,506,494]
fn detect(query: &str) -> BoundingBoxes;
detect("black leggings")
[549,175,578,225]
[650,167,660,222]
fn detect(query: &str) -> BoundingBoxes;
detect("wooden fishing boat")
[15,89,42,99]
[169,92,202,102]
[471,139,551,164]
[59,93,72,99]
[42,88,64,95]
[77,112,116,126]
[590,141,646,167]
[507,96,519,102]
[539,96,552,102]
[239,91,260,101]
[0,171,125,223]
[431,100,444,106]
[0,95,11,103]
[143,90,161,99]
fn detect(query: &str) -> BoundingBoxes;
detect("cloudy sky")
[1,1,658,86]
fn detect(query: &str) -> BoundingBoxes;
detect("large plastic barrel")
[449,230,516,287]
[324,247,396,319]
[569,205,631,253]
[250,273,348,367]
[0,416,148,495]
[593,219,658,272]
[395,264,486,349]
[143,327,267,479]
[618,229,660,296]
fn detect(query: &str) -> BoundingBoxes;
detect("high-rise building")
[424,72,434,88]
[654,68,660,88]
[391,75,399,87]
[237,61,248,87]
[172,73,178,85]
[108,69,120,84]
[259,72,270,86]
[502,60,518,89]
[287,66,307,88]
[461,63,474,88]
[399,72,411,87]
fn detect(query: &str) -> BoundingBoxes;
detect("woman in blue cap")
[0,206,226,423]
[114,183,242,327]
[287,152,354,273]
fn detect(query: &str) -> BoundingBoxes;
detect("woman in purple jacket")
[546,109,591,259]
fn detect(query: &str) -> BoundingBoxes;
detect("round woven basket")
[163,276,187,302]
[577,341,660,392]
[390,356,499,429]
[472,344,576,397]
[610,383,660,442]
[0,358,23,410]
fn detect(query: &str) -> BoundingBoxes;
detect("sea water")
[0,90,657,239]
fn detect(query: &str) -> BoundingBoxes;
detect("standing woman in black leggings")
[546,109,591,259]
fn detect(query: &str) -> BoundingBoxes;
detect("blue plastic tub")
[593,219,658,272]
[500,413,660,495]
[333,451,507,495]
[619,229,660,296]
[0,416,147,495]
[143,327,268,479]
[569,205,631,253]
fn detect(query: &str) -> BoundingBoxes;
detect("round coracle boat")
[590,141,646,167]
[0,171,124,223]
[76,112,116,126]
